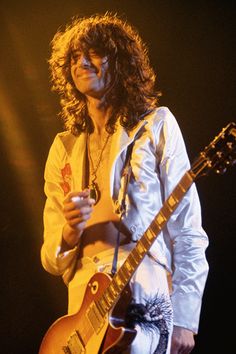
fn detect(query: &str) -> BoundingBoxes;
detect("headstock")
[191,122,236,179]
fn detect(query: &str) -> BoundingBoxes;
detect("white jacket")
[41,106,209,333]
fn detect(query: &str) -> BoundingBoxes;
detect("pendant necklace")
[87,132,111,204]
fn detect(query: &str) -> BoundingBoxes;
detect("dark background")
[0,1,235,353]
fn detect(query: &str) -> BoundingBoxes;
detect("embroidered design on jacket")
[126,294,173,354]
[60,163,72,195]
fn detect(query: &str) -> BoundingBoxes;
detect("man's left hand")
[171,326,195,354]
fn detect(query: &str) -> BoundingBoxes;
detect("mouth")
[79,73,96,80]
[78,69,97,79]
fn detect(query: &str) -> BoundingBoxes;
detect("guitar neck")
[97,169,195,315]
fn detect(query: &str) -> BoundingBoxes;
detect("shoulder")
[49,131,79,157]
[145,106,182,138]
[144,107,188,160]
[146,106,179,128]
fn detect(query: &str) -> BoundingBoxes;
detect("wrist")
[62,223,82,250]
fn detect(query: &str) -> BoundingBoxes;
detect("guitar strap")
[110,111,154,276]
[111,141,134,276]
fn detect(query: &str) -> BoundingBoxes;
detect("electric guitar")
[39,122,236,354]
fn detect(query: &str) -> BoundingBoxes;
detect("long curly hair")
[49,12,160,135]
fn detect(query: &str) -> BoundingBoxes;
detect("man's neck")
[87,96,112,135]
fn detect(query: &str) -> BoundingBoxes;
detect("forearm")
[61,223,83,251]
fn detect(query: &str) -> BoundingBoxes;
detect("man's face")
[70,49,111,99]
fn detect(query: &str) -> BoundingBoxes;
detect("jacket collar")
[110,117,148,159]
[67,116,148,190]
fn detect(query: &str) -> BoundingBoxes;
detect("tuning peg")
[216,166,227,174]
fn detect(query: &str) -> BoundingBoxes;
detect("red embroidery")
[60,163,72,195]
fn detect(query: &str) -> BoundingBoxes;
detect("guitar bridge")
[63,331,85,354]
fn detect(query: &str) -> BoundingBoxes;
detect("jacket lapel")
[69,133,87,191]
[108,118,148,195]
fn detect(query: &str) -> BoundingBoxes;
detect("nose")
[78,54,91,68]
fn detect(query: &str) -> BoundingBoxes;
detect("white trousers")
[68,244,173,354]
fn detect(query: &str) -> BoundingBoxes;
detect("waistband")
[77,243,135,273]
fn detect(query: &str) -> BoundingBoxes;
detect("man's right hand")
[62,190,95,249]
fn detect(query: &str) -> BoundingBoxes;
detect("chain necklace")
[87,132,111,204]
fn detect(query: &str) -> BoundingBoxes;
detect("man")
[41,13,209,354]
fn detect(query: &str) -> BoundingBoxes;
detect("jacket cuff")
[41,228,79,276]
[171,291,202,334]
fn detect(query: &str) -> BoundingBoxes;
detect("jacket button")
[130,225,137,233]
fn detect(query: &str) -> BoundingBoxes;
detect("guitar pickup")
[86,301,105,334]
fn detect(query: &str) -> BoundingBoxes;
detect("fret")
[167,194,178,210]
[142,235,152,249]
[179,175,189,191]
[156,212,167,226]
[131,247,142,262]
[162,203,173,217]
[105,286,115,303]
[136,240,147,256]
[126,253,138,269]
[120,263,131,280]
[145,228,155,241]
[117,268,127,284]
[172,184,184,200]
[149,220,161,238]
[109,278,120,294]
[128,251,139,265]
[179,172,193,193]
[122,259,133,274]
[99,295,110,312]
[103,295,113,307]
[108,282,118,298]
[178,183,186,193]
[113,273,123,288]
[100,289,111,311]
[95,299,106,317]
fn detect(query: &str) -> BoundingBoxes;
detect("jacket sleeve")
[157,108,209,334]
[41,135,79,282]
